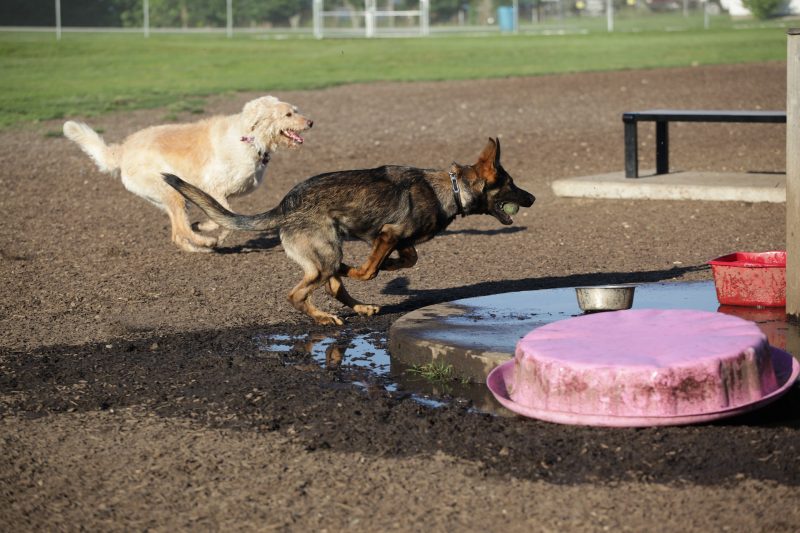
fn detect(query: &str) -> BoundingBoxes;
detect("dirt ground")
[1,62,798,531]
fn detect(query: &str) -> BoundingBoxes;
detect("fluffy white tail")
[63,121,120,174]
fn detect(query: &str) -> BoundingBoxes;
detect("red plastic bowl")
[707,251,786,307]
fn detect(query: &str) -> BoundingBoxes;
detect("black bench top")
[623,109,786,123]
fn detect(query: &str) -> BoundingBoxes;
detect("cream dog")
[63,96,313,252]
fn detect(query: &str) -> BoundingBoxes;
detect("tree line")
[1,0,482,28]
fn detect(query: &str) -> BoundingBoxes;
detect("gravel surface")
[1,62,797,531]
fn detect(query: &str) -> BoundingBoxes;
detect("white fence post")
[227,0,233,38]
[365,0,376,38]
[313,0,322,39]
[143,0,150,38]
[55,0,61,40]
[787,29,800,320]
[421,0,430,36]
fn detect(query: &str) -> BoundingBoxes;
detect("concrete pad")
[388,281,798,384]
[552,170,786,203]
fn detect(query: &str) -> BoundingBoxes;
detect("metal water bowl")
[575,285,636,313]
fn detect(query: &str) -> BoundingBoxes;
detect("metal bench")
[623,109,787,178]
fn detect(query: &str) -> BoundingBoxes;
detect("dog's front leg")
[380,246,418,271]
[341,225,400,281]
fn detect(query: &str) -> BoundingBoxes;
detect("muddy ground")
[1,62,798,531]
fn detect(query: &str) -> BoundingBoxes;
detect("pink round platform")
[487,309,800,427]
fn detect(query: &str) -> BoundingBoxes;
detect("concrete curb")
[552,171,786,203]
[388,303,511,383]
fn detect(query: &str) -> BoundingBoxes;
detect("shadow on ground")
[2,304,798,487]
[215,233,282,254]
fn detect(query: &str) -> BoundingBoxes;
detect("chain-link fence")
[1,0,797,37]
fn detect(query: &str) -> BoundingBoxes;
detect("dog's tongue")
[283,130,304,144]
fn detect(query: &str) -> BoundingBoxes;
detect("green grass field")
[0,27,787,128]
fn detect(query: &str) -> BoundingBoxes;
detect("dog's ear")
[242,96,278,131]
[242,100,262,131]
[474,138,498,183]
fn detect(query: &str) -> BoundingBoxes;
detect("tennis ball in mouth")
[502,202,519,215]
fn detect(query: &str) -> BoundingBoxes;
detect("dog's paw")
[192,246,216,253]
[194,220,220,233]
[175,239,215,253]
[195,235,219,248]
[314,313,344,326]
[353,304,380,317]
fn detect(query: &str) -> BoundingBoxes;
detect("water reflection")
[717,305,793,351]
[255,330,508,413]
[255,331,390,373]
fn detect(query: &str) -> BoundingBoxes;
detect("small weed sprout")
[406,361,454,382]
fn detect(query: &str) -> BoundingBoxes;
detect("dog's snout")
[515,188,535,207]
[307,120,314,128]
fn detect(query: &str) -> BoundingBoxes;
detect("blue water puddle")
[254,330,470,410]
[258,334,295,352]
[255,331,391,374]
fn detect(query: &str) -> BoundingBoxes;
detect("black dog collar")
[448,168,465,218]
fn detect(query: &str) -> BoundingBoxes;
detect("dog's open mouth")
[281,129,304,145]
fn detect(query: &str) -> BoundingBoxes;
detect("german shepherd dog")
[163,138,535,325]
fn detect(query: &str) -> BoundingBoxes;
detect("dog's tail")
[162,173,283,232]
[63,121,121,174]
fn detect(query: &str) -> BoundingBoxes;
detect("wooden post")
[788,29,800,320]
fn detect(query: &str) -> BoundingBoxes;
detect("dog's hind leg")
[164,190,218,252]
[341,225,402,281]
[194,195,233,244]
[288,271,343,326]
[326,275,380,317]
[283,230,344,325]
[380,246,418,271]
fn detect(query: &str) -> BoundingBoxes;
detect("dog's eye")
[286,112,293,117]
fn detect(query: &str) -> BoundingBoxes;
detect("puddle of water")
[414,281,725,355]
[257,333,296,353]
[255,281,800,415]
[255,330,474,410]
[256,331,393,374]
